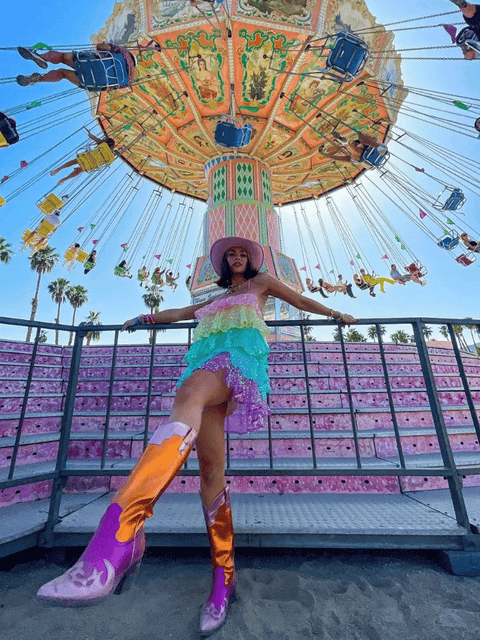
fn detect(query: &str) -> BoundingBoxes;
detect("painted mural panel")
[165,31,226,108]
[236,0,318,28]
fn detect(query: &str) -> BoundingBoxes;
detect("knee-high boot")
[199,486,236,636]
[37,421,197,606]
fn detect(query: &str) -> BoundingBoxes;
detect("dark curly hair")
[216,252,259,289]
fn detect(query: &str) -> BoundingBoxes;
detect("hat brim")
[210,236,264,276]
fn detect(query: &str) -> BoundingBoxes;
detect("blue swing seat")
[325,33,369,82]
[214,119,252,148]
[73,50,130,91]
[0,111,19,146]
[442,188,465,212]
[360,144,389,169]
[437,234,460,251]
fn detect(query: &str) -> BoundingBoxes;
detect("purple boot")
[37,503,145,606]
[37,421,197,606]
[200,487,236,636]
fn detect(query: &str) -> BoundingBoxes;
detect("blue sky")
[0,0,479,345]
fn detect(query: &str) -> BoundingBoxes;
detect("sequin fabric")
[178,293,271,434]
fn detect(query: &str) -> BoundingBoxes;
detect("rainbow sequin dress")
[177,293,271,434]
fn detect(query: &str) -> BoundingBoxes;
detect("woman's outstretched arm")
[258,273,356,323]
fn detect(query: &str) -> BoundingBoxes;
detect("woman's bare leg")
[57,166,83,184]
[170,368,233,435]
[51,158,79,176]
[39,51,75,68]
[196,404,227,507]
[38,69,80,86]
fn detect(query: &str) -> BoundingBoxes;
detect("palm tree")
[0,237,14,264]
[439,325,449,340]
[367,325,386,342]
[26,246,59,342]
[439,324,468,350]
[464,317,478,353]
[47,277,70,345]
[142,285,164,343]
[345,328,366,343]
[84,310,102,346]
[66,285,89,346]
[391,330,409,345]
[422,325,433,340]
[38,329,49,344]
[301,313,316,342]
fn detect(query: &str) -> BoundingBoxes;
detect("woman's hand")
[338,313,356,325]
[121,318,136,332]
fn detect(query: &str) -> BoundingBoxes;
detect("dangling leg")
[197,404,236,636]
[51,158,79,176]
[37,369,233,606]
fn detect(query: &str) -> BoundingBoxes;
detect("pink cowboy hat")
[210,236,264,275]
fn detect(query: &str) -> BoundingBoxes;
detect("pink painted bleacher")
[1,337,479,507]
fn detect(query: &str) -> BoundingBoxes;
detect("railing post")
[411,320,471,530]
[100,329,120,469]
[376,325,406,469]
[299,325,317,469]
[337,325,362,468]
[40,329,86,547]
[143,328,157,451]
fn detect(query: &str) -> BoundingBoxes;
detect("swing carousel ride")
[2,0,480,335]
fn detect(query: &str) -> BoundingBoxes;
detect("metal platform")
[2,489,478,560]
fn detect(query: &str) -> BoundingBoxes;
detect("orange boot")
[199,486,236,636]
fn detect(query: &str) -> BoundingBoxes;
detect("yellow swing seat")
[37,193,64,214]
[77,142,115,172]
[22,229,38,247]
[36,220,56,238]
[0,195,7,207]
[76,250,89,264]
[64,248,76,262]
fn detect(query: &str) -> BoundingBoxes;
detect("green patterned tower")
[190,155,303,340]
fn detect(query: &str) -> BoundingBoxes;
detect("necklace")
[227,281,245,295]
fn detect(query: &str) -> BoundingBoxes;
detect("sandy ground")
[1,547,480,640]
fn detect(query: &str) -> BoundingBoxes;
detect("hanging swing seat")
[84,260,95,271]
[21,230,38,247]
[437,231,460,251]
[114,265,126,277]
[64,248,77,262]
[76,250,89,264]
[0,195,6,207]
[72,50,130,91]
[456,253,477,267]
[37,193,64,215]
[0,112,19,147]
[360,144,389,169]
[77,142,115,172]
[433,187,466,212]
[214,116,252,148]
[456,27,480,55]
[406,261,427,278]
[36,220,56,238]
[323,32,369,83]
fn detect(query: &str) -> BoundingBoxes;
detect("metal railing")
[1,314,480,544]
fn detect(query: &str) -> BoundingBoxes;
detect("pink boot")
[37,421,197,606]
[200,487,236,636]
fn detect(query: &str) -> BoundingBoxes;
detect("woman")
[359,268,395,294]
[36,236,355,635]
